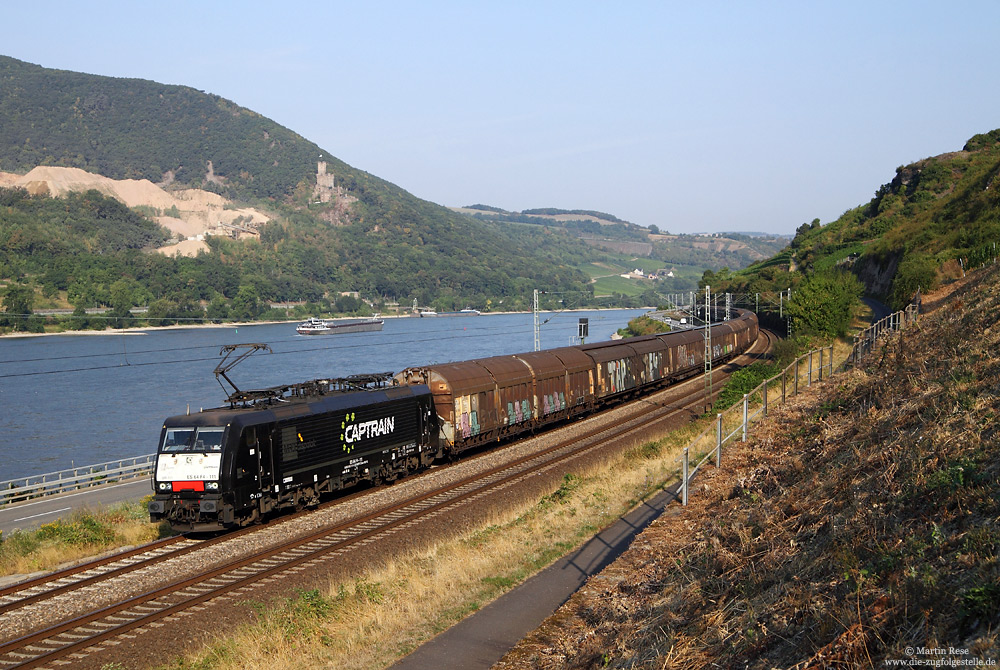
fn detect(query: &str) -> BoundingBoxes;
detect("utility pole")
[533,289,540,351]
[704,285,713,413]
[786,288,792,338]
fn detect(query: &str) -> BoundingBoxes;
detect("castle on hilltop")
[313,161,336,203]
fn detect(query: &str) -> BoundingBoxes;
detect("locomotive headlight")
[206,481,219,490]
[158,482,170,491]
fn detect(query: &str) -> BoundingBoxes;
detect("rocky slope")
[0,166,269,256]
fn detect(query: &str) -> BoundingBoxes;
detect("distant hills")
[0,56,320,202]
[451,204,789,271]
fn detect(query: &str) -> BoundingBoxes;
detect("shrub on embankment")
[0,498,170,577]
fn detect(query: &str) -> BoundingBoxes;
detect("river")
[0,309,644,481]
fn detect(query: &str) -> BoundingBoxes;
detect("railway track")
[0,331,773,669]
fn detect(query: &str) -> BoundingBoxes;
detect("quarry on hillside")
[0,166,270,257]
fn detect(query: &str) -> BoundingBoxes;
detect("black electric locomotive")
[148,376,436,531]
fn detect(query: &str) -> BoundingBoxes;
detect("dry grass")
[500,264,1000,669]
[0,499,168,578]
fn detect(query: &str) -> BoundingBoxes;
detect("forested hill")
[0,54,573,242]
[0,55,326,201]
[0,55,609,323]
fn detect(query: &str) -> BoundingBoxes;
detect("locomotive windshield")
[161,427,225,452]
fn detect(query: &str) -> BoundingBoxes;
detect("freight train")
[148,310,758,531]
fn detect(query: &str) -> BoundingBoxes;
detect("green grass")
[0,499,172,576]
[811,242,868,274]
[592,275,648,297]
[625,258,667,273]
[576,261,627,279]
[736,249,793,275]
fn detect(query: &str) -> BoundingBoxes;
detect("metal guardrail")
[678,305,917,505]
[0,455,155,507]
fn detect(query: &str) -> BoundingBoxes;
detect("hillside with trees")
[0,56,320,202]
[455,205,788,270]
[0,56,610,330]
[708,129,1000,338]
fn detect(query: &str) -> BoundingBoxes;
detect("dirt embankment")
[0,166,270,257]
[498,266,1000,668]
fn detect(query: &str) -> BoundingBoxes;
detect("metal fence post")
[716,413,723,466]
[819,348,824,382]
[742,393,749,442]
[762,378,768,417]
[808,351,813,387]
[794,358,799,395]
[782,367,787,403]
[682,447,689,506]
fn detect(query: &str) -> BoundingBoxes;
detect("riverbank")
[0,320,291,338]
[0,307,651,339]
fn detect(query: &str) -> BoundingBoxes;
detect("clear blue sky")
[4,1,999,234]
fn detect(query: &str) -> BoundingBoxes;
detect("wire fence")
[677,304,919,506]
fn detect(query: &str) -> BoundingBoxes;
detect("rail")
[678,304,918,505]
[0,455,155,507]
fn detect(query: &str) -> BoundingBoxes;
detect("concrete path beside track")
[391,484,683,670]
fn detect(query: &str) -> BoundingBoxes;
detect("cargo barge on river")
[296,316,384,335]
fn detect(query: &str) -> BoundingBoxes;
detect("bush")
[785,271,863,337]
[891,253,938,310]
[769,336,809,368]
[713,362,780,412]
[36,516,115,546]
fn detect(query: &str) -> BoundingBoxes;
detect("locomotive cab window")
[161,427,225,452]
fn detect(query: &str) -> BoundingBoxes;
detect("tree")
[2,284,34,331]
[335,295,361,314]
[206,295,231,323]
[890,254,938,310]
[785,271,863,337]
[70,305,92,331]
[230,286,261,320]
[146,299,177,327]
[108,278,141,328]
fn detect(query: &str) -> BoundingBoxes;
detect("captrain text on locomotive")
[148,310,759,531]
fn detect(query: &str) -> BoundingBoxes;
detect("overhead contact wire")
[0,319,607,378]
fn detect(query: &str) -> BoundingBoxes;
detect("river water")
[0,309,644,481]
